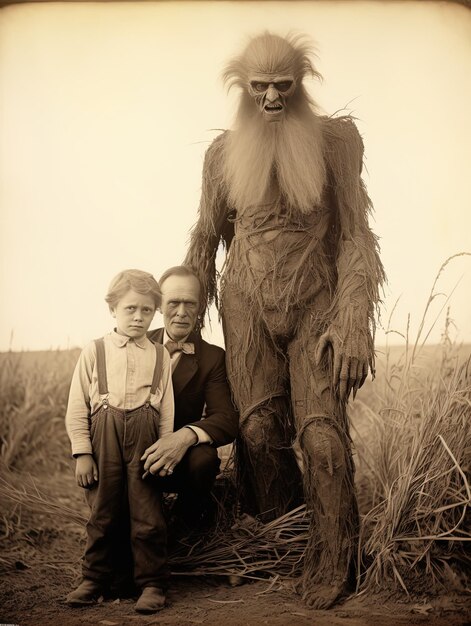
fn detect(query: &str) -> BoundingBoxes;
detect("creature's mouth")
[264,103,283,114]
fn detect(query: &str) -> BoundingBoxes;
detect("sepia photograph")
[0,1,470,624]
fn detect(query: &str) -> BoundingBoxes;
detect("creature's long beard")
[223,94,326,214]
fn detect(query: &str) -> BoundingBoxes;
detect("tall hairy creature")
[185,32,385,609]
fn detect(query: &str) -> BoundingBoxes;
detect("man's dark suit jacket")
[147,328,239,448]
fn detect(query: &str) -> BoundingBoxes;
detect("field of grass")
[351,341,470,593]
[0,349,79,474]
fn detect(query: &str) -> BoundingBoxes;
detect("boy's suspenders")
[95,337,109,396]
[94,338,164,400]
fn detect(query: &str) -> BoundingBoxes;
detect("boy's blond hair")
[105,269,161,309]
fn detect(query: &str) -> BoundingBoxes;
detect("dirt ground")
[1,559,471,626]
[1,479,470,626]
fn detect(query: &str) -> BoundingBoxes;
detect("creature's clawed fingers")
[350,359,359,399]
[359,362,368,389]
[315,332,332,366]
[339,357,350,399]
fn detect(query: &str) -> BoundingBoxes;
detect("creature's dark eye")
[275,81,293,93]
[251,82,269,93]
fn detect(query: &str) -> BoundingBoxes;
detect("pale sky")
[0,1,470,351]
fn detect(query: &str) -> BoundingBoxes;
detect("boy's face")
[111,289,156,341]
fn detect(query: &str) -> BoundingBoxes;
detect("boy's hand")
[75,454,98,488]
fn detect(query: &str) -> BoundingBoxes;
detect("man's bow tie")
[165,341,195,356]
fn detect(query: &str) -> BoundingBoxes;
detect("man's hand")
[315,328,371,401]
[75,454,98,488]
[141,428,198,478]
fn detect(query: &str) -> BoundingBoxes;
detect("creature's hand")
[315,328,371,400]
[141,428,198,478]
[75,454,98,488]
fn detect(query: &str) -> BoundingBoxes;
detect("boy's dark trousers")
[83,402,169,590]
[110,442,220,596]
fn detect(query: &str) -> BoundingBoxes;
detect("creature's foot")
[296,579,347,610]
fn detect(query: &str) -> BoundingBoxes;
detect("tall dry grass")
[0,350,78,472]
[353,344,470,593]
[352,255,471,593]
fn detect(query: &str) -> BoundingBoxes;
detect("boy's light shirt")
[163,330,212,445]
[65,331,174,456]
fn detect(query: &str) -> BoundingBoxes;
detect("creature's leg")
[222,287,302,520]
[237,395,302,520]
[288,306,359,609]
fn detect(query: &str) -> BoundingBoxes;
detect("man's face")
[111,289,156,341]
[248,74,296,122]
[160,275,201,341]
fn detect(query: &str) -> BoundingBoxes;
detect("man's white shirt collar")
[163,329,191,345]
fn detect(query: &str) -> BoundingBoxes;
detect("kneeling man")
[143,265,239,528]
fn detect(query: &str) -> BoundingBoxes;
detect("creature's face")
[111,289,156,341]
[160,275,201,341]
[248,74,296,122]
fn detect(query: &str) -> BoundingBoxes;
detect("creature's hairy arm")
[316,118,386,399]
[184,133,232,318]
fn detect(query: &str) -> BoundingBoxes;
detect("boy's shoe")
[135,586,166,613]
[66,579,104,606]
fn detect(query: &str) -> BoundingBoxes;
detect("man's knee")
[300,420,347,476]
[184,444,220,490]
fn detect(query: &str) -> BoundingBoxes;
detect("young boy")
[65,269,174,614]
